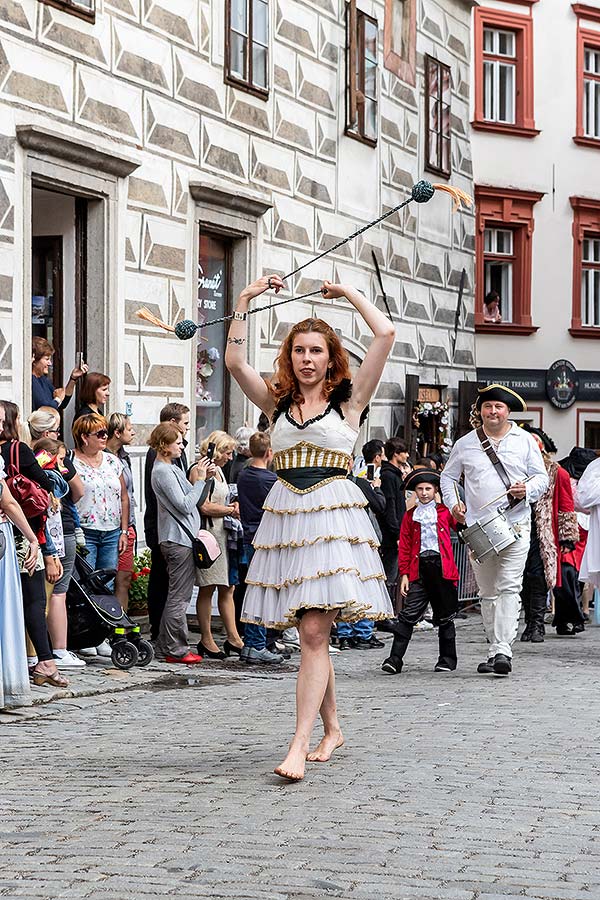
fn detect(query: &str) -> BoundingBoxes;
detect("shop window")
[225,0,269,97]
[346,2,378,145]
[584,420,600,449]
[383,0,416,86]
[40,0,95,20]
[475,185,543,335]
[425,55,451,177]
[569,196,600,338]
[473,7,538,137]
[574,4,600,147]
[196,233,231,445]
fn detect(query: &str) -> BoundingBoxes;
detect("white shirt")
[440,423,548,526]
[576,457,600,586]
[413,500,439,552]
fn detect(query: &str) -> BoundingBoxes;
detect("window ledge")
[569,326,600,338]
[471,120,540,139]
[189,177,273,218]
[475,323,539,336]
[344,128,378,148]
[16,123,141,178]
[224,76,269,101]
[573,135,600,149]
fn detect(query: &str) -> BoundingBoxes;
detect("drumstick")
[480,476,534,510]
[453,482,462,508]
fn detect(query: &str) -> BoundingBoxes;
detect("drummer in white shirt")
[440,385,548,676]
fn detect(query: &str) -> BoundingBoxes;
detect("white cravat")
[413,500,439,553]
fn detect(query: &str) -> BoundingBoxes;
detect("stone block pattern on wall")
[0,0,475,436]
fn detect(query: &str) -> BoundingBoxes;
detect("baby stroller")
[66,553,154,670]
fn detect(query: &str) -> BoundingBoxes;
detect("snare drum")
[460,509,517,563]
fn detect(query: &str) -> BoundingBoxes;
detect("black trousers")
[521,523,547,631]
[147,545,169,641]
[553,563,585,629]
[380,544,399,602]
[389,553,458,669]
[22,570,53,662]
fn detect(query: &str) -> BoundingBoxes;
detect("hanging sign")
[546,359,579,410]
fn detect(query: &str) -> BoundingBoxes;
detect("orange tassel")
[432,183,473,213]
[135,307,176,334]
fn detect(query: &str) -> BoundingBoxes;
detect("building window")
[483,228,514,323]
[473,7,537,137]
[383,0,416,86]
[425,56,451,177]
[574,4,600,147]
[475,185,543,335]
[225,0,269,97]
[346,2,378,145]
[40,0,95,18]
[483,29,516,124]
[570,196,600,337]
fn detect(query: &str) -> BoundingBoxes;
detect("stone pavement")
[2,617,600,900]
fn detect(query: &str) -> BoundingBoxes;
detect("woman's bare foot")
[274,743,308,781]
[306,730,344,762]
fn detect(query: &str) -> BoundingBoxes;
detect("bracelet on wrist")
[233,310,248,322]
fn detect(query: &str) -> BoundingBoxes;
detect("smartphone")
[367,464,375,481]
[76,351,85,368]
[206,441,216,461]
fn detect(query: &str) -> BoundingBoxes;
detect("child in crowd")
[382,469,459,675]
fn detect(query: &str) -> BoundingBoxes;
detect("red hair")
[270,318,351,409]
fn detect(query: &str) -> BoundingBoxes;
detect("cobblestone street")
[2,619,600,900]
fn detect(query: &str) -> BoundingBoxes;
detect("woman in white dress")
[0,457,41,709]
[225,275,395,781]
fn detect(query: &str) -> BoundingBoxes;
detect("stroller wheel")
[135,639,154,667]
[111,640,139,670]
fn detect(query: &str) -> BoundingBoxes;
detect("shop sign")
[546,359,579,410]
[579,373,600,401]
[477,369,546,400]
[418,386,441,402]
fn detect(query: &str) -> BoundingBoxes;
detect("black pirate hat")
[403,469,440,492]
[476,383,527,412]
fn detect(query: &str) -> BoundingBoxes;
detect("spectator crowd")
[0,337,598,710]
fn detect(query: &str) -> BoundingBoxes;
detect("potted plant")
[128,549,151,616]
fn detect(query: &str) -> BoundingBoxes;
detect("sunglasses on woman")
[90,429,108,438]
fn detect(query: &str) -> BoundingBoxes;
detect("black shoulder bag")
[476,426,520,509]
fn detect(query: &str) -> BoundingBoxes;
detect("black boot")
[436,620,457,672]
[381,622,412,674]
[520,624,533,642]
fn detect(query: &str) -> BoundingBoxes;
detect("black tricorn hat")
[476,383,527,412]
[403,469,440,492]
[559,446,597,480]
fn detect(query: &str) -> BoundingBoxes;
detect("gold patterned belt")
[272,440,352,472]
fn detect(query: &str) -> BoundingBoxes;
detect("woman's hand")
[44,554,63,585]
[239,274,285,304]
[69,362,89,381]
[23,540,39,577]
[118,531,128,555]
[320,280,348,300]
[194,456,212,481]
[53,387,66,402]
[230,501,240,519]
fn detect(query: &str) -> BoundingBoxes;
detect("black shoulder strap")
[476,427,519,508]
[165,506,195,543]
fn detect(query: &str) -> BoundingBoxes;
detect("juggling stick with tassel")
[136,180,472,341]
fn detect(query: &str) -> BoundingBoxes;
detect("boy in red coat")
[382,469,459,675]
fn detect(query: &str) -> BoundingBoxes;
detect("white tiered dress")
[241,405,394,629]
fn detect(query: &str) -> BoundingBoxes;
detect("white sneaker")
[282,627,301,649]
[414,620,434,632]
[53,650,86,669]
[95,640,112,657]
[328,644,341,654]
[78,646,98,656]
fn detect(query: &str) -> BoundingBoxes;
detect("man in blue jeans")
[237,432,283,664]
[336,466,386,651]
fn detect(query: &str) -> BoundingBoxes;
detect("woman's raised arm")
[224,275,284,417]
[321,281,395,415]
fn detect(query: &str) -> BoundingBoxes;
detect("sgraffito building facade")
[0,0,474,477]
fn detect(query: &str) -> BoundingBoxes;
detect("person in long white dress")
[576,456,600,589]
[225,275,395,781]
[0,457,41,710]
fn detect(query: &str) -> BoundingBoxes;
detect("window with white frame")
[582,236,600,327]
[484,227,514,322]
[483,28,516,124]
[584,46,600,139]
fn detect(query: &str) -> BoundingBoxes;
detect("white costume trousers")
[471,515,531,659]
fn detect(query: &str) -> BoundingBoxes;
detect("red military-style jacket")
[398,503,460,584]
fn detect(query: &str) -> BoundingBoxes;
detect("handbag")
[6,441,50,518]
[165,507,222,569]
